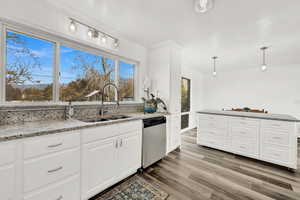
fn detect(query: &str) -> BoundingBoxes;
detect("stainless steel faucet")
[100,83,120,117]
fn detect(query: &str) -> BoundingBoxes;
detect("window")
[59,45,115,102]
[181,77,191,129]
[1,24,138,103]
[5,31,54,101]
[119,61,135,101]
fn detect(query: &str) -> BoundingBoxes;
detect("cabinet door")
[0,165,15,200]
[117,133,141,176]
[82,138,117,199]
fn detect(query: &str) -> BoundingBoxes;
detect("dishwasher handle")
[143,116,166,128]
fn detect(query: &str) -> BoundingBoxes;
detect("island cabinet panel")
[197,113,298,169]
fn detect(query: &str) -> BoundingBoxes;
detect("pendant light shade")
[212,56,218,77]
[260,46,269,72]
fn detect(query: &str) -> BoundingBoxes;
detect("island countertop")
[197,109,300,122]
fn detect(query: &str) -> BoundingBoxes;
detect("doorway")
[181,77,191,130]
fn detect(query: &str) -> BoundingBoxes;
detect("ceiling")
[49,0,300,72]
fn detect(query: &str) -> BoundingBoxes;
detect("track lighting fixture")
[68,18,119,48]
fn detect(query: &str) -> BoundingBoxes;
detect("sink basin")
[80,115,131,123]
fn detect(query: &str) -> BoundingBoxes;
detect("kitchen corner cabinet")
[149,41,182,153]
[81,121,142,200]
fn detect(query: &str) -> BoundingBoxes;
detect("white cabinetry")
[23,132,81,198]
[0,120,142,200]
[81,120,142,200]
[197,114,298,169]
[0,142,16,200]
[149,41,182,153]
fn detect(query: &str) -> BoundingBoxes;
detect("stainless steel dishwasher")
[142,116,167,169]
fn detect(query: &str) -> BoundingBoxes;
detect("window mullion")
[53,42,60,102]
[115,59,119,101]
[0,24,6,102]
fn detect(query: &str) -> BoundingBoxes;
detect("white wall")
[181,66,204,129]
[202,66,300,120]
[0,0,148,100]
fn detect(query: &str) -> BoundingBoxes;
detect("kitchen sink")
[80,115,131,123]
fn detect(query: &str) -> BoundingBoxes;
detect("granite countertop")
[197,109,300,122]
[0,112,168,142]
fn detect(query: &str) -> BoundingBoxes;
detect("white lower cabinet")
[81,121,142,200]
[197,114,298,169]
[82,138,117,198]
[0,142,16,200]
[0,165,15,200]
[24,175,80,200]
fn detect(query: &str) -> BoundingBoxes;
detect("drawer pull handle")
[48,143,63,148]
[272,124,281,127]
[48,166,63,174]
[272,137,281,140]
[56,195,63,200]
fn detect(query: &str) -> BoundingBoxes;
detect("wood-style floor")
[95,129,300,200]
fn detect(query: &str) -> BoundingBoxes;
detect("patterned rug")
[95,175,169,200]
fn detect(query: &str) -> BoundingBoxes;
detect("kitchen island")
[197,110,300,169]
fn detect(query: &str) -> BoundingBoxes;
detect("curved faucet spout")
[100,82,120,117]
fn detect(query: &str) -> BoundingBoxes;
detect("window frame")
[0,20,139,103]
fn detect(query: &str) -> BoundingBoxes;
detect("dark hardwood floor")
[95,129,300,200]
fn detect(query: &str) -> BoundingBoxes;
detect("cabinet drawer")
[262,131,290,146]
[198,136,226,149]
[118,120,142,134]
[199,129,227,139]
[261,145,290,165]
[24,148,80,192]
[199,119,227,130]
[231,117,259,128]
[24,132,80,159]
[0,142,15,166]
[231,141,258,158]
[82,124,118,144]
[261,120,293,131]
[24,175,80,200]
[198,114,225,122]
[0,165,15,200]
[231,126,258,140]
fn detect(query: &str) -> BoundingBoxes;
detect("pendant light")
[260,46,268,72]
[212,56,218,77]
[195,0,213,13]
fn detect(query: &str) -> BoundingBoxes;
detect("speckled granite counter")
[0,112,168,142]
[197,110,300,122]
